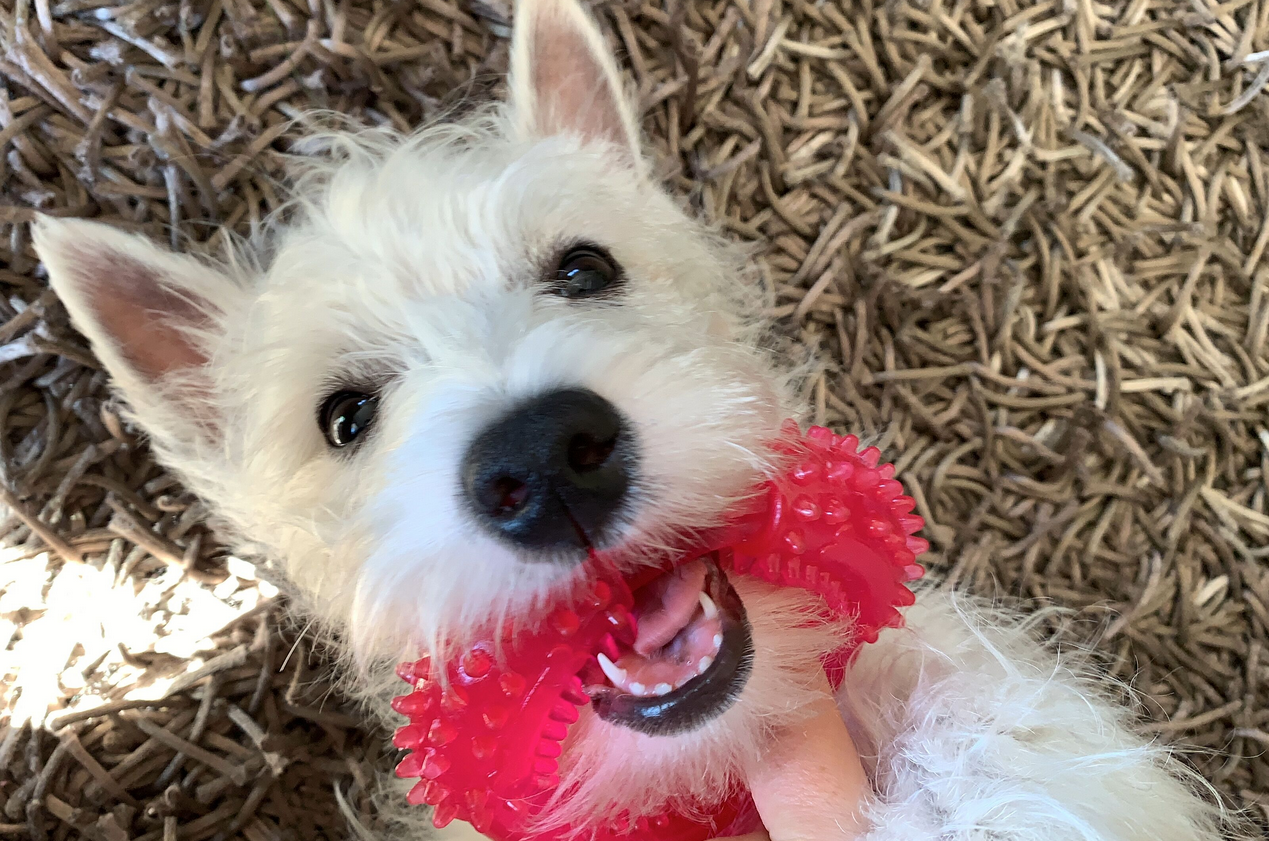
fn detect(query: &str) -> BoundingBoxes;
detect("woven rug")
[1,0,1267,837]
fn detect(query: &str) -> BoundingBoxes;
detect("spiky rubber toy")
[392,422,927,840]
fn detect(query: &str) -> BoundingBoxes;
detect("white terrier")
[34,0,1228,838]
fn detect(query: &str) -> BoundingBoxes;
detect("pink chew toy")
[391,421,927,840]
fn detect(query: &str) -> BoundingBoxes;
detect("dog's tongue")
[632,559,708,655]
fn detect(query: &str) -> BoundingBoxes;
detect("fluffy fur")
[32,0,1234,837]
[843,589,1227,841]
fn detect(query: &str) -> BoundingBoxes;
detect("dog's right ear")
[32,216,243,441]
[507,0,643,172]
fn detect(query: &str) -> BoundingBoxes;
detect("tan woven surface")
[1,0,1268,837]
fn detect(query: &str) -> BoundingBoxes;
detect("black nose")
[461,388,634,556]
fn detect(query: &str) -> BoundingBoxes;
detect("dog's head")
[35,0,837,829]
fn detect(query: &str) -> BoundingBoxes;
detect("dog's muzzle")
[393,423,928,841]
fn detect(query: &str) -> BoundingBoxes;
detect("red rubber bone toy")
[391,422,928,840]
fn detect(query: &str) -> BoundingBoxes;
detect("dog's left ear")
[507,0,643,170]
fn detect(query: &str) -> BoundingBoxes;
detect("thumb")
[712,671,870,841]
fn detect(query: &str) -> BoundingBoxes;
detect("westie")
[34,0,1228,838]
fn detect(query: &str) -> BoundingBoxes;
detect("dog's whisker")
[279,617,317,674]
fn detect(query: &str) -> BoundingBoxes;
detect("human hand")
[711,670,870,841]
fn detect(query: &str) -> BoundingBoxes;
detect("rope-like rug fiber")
[1,0,1267,837]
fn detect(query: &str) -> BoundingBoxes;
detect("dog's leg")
[837,589,1226,841]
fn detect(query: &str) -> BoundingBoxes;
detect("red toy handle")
[392,422,926,840]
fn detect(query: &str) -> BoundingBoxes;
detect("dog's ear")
[32,216,242,438]
[507,0,642,169]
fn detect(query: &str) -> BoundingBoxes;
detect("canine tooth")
[697,655,713,675]
[653,682,673,696]
[597,653,627,687]
[628,682,647,696]
[698,592,719,620]
[712,633,723,650]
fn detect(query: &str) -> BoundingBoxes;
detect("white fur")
[842,589,1227,841]
[31,0,1234,837]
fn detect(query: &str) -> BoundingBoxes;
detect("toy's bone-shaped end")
[725,422,926,683]
[390,569,634,837]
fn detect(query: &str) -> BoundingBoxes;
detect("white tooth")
[698,592,719,620]
[712,633,724,650]
[629,682,647,696]
[653,682,673,696]
[597,653,627,687]
[697,655,714,675]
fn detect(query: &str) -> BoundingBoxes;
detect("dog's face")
[35,0,836,829]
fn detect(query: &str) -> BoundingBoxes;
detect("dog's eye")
[320,391,378,448]
[552,245,621,298]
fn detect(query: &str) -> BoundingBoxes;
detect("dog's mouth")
[391,423,927,837]
[583,556,753,735]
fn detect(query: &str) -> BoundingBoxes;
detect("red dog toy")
[392,422,927,839]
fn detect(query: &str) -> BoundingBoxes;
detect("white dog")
[33,0,1229,838]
